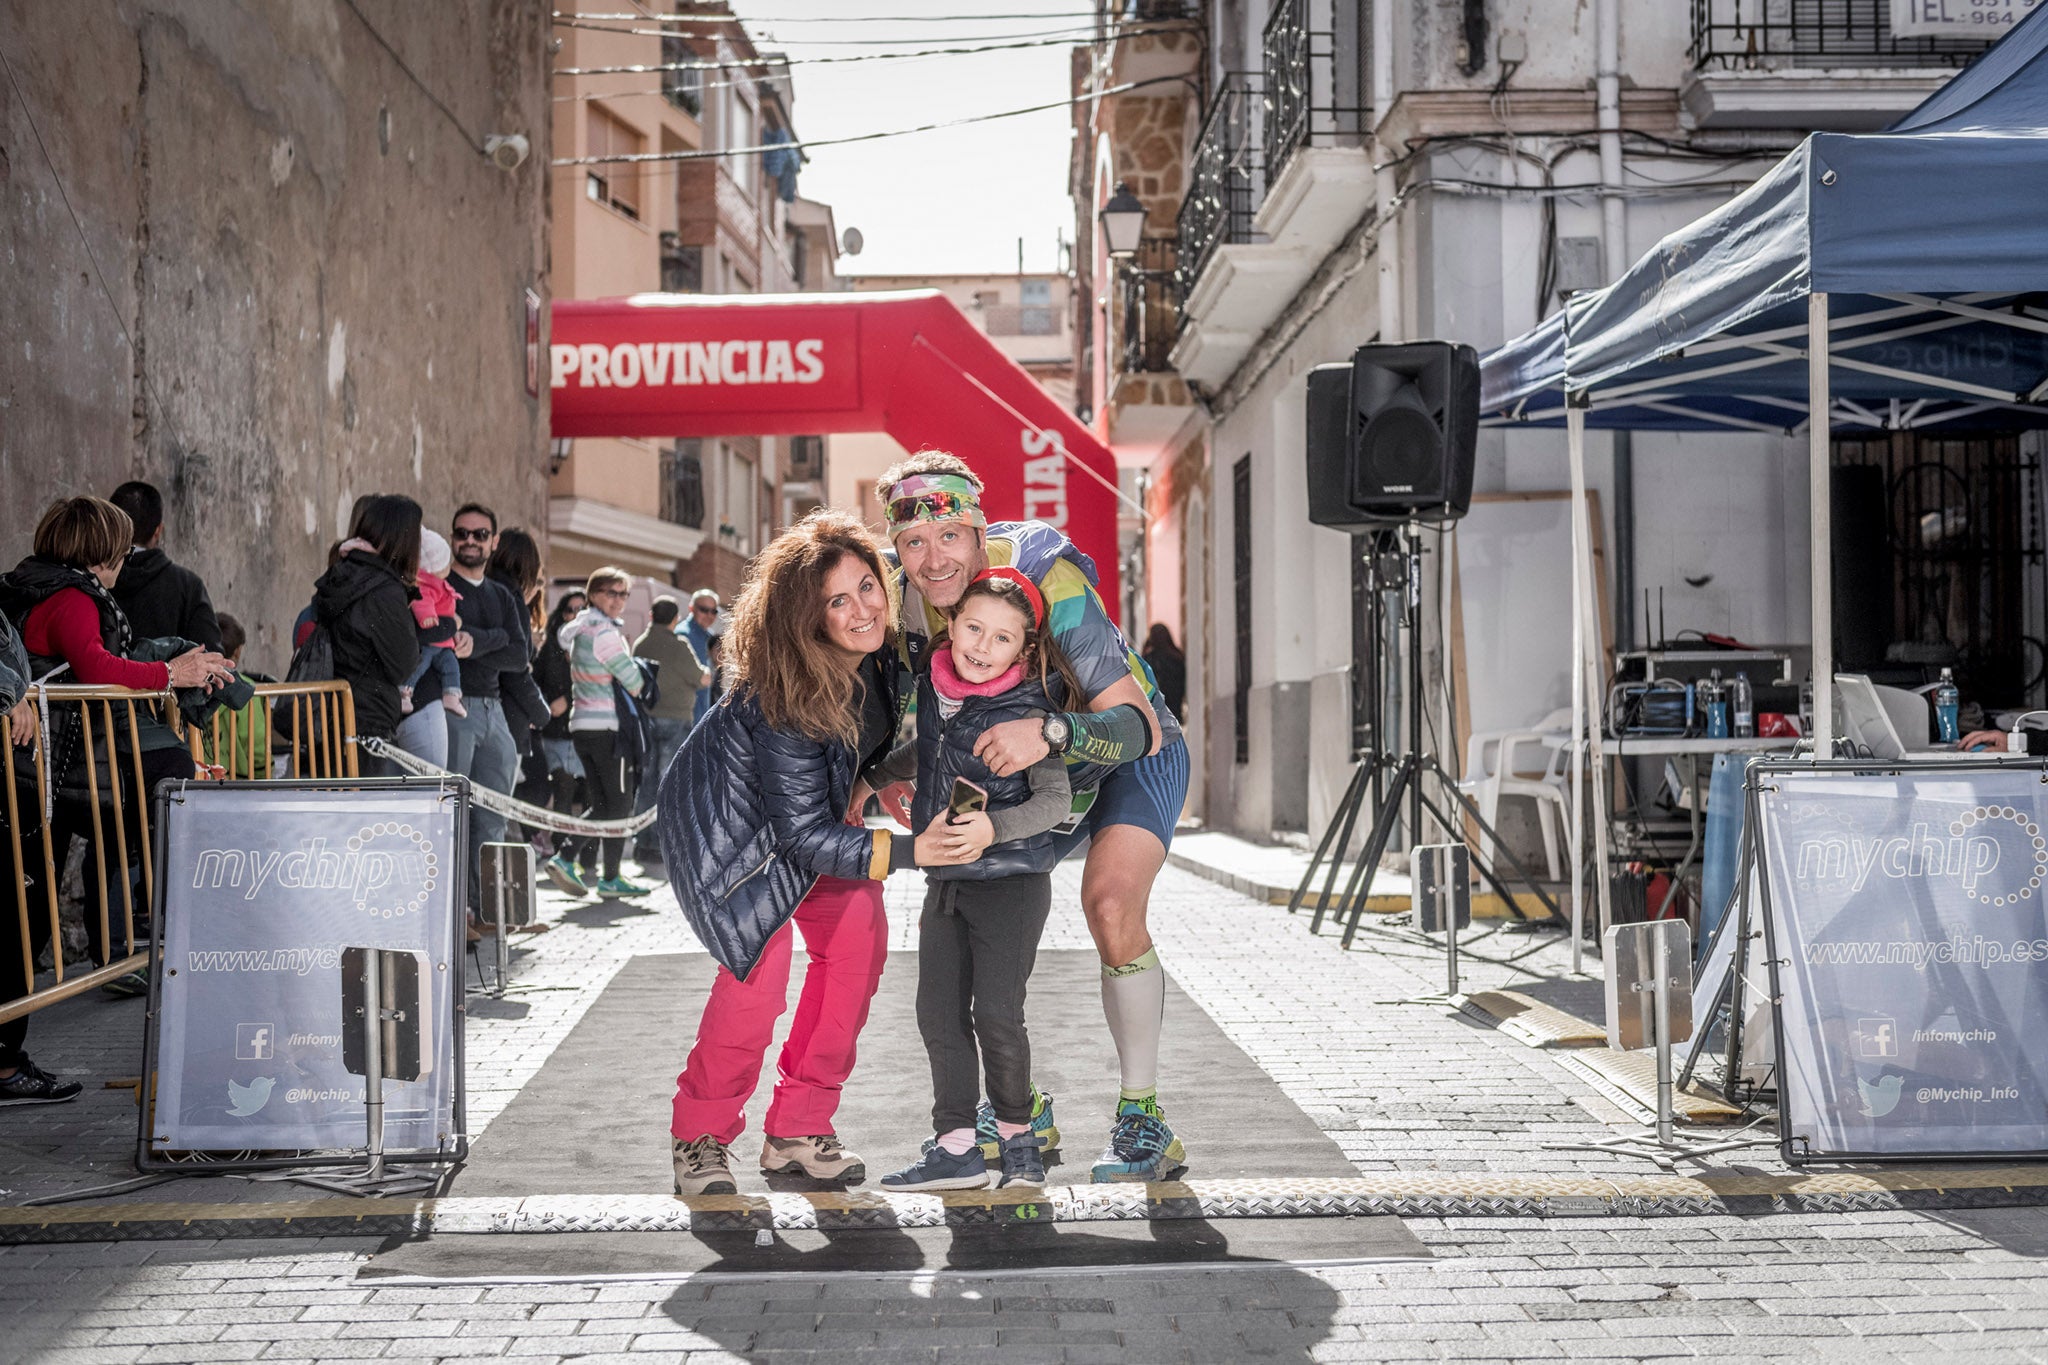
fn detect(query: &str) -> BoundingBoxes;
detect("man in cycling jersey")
[872,451,1192,1182]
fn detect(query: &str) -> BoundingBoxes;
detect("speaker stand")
[1289,526,1564,945]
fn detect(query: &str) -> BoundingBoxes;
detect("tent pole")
[1567,402,1588,973]
[1808,292,1834,757]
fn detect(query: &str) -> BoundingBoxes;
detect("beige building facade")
[548,6,841,605]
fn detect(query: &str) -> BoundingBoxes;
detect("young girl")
[399,529,465,718]
[878,568,1078,1191]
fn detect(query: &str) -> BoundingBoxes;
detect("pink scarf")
[928,645,1024,705]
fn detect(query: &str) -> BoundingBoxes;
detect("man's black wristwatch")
[1042,714,1072,755]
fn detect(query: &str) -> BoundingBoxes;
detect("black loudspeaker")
[1305,341,1480,529]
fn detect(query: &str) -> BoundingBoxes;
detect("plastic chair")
[1458,707,1573,881]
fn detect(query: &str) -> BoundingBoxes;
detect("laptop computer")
[1835,673,2001,761]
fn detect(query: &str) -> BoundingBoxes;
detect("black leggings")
[916,872,1054,1133]
[572,730,635,880]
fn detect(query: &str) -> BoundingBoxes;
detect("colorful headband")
[970,566,1045,629]
[884,472,986,537]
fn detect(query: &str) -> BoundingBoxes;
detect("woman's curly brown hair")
[723,508,896,746]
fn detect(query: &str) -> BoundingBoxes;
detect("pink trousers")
[671,875,888,1143]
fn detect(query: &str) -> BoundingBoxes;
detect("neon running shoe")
[596,875,650,900]
[975,1088,1060,1161]
[1090,1099,1187,1183]
[543,856,589,897]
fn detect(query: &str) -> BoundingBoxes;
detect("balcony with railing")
[1169,72,1329,389]
[1682,0,2000,130]
[1107,234,1197,448]
[1254,0,1376,250]
[1121,238,1181,375]
[1173,74,1262,311]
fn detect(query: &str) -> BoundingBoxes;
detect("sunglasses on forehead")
[887,491,975,526]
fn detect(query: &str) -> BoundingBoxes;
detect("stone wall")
[0,0,551,673]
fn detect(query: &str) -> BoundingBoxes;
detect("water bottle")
[1732,672,1755,739]
[1700,669,1729,739]
[1935,667,1960,744]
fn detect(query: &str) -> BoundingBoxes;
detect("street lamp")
[1098,182,1147,259]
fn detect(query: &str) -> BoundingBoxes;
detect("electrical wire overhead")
[557,9,1113,22]
[553,28,1176,74]
[553,18,1145,44]
[552,74,1188,167]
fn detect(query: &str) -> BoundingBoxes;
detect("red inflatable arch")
[549,290,1121,615]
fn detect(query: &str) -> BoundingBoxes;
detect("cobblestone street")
[7,857,2048,1362]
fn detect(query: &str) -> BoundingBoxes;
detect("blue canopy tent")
[1477,5,2048,951]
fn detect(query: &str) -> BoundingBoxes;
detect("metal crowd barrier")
[0,679,358,1026]
[189,679,360,782]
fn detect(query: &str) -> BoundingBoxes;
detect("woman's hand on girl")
[914,819,979,866]
[846,779,873,826]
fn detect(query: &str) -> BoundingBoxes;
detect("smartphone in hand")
[947,777,988,821]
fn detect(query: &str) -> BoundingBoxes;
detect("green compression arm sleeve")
[1064,702,1152,766]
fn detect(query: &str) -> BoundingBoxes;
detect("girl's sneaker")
[995,1132,1046,1188]
[596,875,650,900]
[974,1088,1059,1161]
[880,1144,993,1191]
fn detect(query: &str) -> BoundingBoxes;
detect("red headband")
[970,566,1045,629]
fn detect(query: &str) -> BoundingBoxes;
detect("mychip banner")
[145,781,465,1161]
[1754,761,2048,1160]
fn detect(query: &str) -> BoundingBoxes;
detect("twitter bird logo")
[226,1076,275,1117]
[1857,1073,1904,1118]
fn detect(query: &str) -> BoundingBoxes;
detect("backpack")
[286,621,335,683]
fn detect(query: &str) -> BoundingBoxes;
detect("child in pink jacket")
[400,529,466,718]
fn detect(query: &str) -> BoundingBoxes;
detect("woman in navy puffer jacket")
[659,510,972,1197]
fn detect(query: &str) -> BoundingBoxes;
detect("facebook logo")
[1855,1017,1898,1059]
[235,1023,274,1061]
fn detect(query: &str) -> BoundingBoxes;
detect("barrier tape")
[358,736,660,840]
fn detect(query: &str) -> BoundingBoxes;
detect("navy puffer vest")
[910,667,1062,881]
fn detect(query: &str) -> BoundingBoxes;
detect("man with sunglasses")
[682,589,722,726]
[872,451,1191,1184]
[446,503,533,914]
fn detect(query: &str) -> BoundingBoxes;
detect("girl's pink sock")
[935,1128,978,1156]
[994,1120,1030,1139]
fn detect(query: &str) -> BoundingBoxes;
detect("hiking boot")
[1090,1099,1188,1183]
[0,1061,84,1106]
[974,1088,1060,1161]
[761,1134,865,1184]
[995,1131,1046,1188]
[673,1135,737,1196]
[542,856,588,897]
[596,875,650,900]
[880,1143,993,1191]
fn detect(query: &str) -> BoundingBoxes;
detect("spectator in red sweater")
[0,497,233,997]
